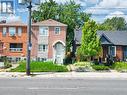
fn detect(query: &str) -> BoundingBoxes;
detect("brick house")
[32,19,67,64]
[0,21,27,62]
[74,30,127,61]
[0,19,67,64]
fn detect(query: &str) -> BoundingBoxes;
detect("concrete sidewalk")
[0,71,127,79]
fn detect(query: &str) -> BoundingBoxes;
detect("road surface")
[0,78,126,95]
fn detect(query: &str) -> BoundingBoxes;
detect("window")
[39,27,49,36]
[18,0,24,4]
[37,57,47,62]
[0,1,13,13]
[9,43,23,52]
[18,27,22,36]
[2,27,6,36]
[9,27,16,36]
[108,46,116,57]
[38,44,48,52]
[124,47,127,60]
[55,27,61,34]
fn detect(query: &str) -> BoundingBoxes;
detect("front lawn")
[10,61,68,72]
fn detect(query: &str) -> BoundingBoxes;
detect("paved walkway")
[0,71,127,79]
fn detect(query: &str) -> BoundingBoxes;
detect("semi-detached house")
[0,19,67,64]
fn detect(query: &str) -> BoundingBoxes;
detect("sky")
[0,0,127,23]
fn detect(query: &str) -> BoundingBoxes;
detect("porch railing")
[10,48,23,52]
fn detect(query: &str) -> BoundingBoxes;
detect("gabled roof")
[100,34,113,45]
[32,19,67,27]
[74,29,127,46]
[0,21,27,26]
[97,31,127,46]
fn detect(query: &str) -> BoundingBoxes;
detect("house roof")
[74,29,127,46]
[0,21,27,26]
[32,19,67,27]
[97,31,127,46]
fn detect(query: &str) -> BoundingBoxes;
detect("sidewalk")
[0,71,127,79]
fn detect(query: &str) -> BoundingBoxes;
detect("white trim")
[9,27,16,36]
[54,27,61,35]
[53,42,65,64]
[2,27,7,36]
[38,44,48,53]
[108,46,116,57]
[39,26,49,36]
[52,40,65,47]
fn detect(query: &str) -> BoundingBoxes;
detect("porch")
[102,45,127,62]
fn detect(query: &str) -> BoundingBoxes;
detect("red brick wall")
[116,46,123,61]
[48,26,67,58]
[0,26,27,57]
[31,26,39,58]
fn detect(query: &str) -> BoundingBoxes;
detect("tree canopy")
[98,17,127,31]
[76,20,101,61]
[32,0,90,51]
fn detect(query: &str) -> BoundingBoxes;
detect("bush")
[112,62,127,72]
[4,62,12,69]
[74,62,94,72]
[92,65,110,71]
[74,62,93,66]
[10,61,68,72]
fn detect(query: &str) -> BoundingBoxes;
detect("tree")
[98,17,127,31]
[32,0,90,51]
[76,20,101,61]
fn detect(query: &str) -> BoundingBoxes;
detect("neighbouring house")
[74,29,127,62]
[32,19,67,64]
[0,21,27,62]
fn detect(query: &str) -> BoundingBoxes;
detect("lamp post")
[26,0,32,76]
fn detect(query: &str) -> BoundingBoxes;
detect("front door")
[54,42,65,64]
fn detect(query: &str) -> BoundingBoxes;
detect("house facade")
[0,21,27,62]
[0,19,67,64]
[74,29,127,61]
[32,19,67,64]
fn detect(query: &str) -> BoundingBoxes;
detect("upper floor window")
[9,27,16,36]
[18,27,22,36]
[54,27,61,35]
[0,1,13,13]
[39,27,49,36]
[2,27,6,36]
[38,44,48,52]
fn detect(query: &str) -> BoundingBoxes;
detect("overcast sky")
[1,0,127,23]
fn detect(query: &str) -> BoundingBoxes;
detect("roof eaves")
[100,33,114,45]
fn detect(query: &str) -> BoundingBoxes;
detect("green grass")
[10,61,68,72]
[112,62,127,72]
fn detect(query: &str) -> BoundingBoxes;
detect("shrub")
[92,65,110,71]
[74,62,93,66]
[74,62,94,72]
[11,61,68,72]
[4,62,12,69]
[112,62,127,72]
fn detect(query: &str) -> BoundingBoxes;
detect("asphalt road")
[0,78,127,95]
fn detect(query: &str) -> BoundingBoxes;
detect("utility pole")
[26,1,32,76]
